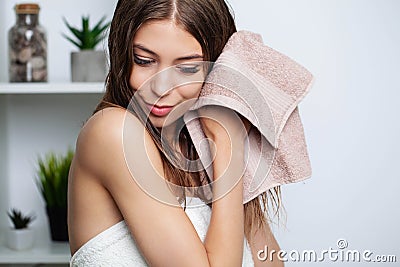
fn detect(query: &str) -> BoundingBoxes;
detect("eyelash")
[176,65,201,74]
[133,55,154,66]
[133,54,201,75]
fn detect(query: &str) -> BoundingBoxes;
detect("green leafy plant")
[36,149,74,208]
[7,208,35,230]
[62,15,110,50]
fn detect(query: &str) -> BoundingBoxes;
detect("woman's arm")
[250,217,284,267]
[199,106,285,267]
[200,106,247,266]
[74,107,246,266]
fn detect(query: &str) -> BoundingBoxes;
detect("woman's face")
[130,20,205,128]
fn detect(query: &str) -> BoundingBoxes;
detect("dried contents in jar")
[8,3,47,82]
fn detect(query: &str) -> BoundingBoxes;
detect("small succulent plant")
[62,15,110,50]
[7,208,35,230]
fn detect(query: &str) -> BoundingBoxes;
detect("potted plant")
[62,15,110,82]
[36,149,74,241]
[6,208,36,250]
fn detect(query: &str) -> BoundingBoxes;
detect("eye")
[176,64,201,75]
[134,55,155,66]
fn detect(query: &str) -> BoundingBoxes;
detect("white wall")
[227,0,400,265]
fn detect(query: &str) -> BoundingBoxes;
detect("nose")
[150,67,174,98]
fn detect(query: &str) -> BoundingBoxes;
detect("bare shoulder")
[79,106,138,145]
[74,107,157,181]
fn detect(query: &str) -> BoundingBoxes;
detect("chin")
[149,115,179,129]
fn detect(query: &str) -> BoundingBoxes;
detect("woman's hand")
[198,105,250,145]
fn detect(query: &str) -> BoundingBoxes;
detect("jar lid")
[15,3,40,14]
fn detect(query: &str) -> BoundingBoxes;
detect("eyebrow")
[133,44,203,61]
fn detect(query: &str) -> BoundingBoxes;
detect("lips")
[145,103,174,117]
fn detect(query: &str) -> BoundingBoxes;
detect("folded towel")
[183,30,314,204]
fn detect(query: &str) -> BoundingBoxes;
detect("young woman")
[68,0,283,266]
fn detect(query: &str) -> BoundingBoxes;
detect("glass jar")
[8,3,47,82]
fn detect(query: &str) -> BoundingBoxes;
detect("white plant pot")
[6,228,35,250]
[71,50,108,82]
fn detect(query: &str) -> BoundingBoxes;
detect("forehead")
[132,20,202,58]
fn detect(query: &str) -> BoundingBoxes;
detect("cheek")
[177,83,203,100]
[129,67,152,91]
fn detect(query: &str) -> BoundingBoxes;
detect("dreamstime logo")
[121,61,276,206]
[257,239,397,263]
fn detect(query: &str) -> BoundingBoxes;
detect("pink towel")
[183,30,314,203]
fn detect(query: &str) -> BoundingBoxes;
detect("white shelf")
[0,242,70,264]
[0,82,105,94]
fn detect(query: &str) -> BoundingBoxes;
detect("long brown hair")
[95,0,281,242]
